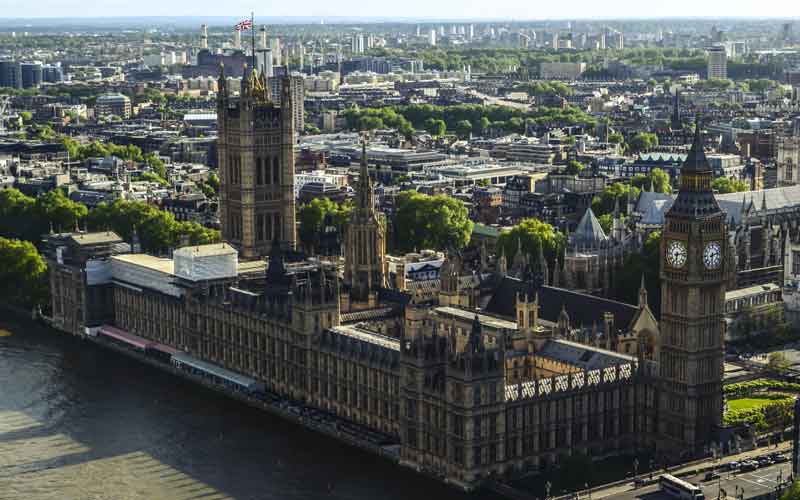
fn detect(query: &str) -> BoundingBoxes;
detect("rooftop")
[69,231,124,246]
[329,325,400,351]
[537,339,637,370]
[173,243,237,259]
[435,306,518,331]
[112,254,175,275]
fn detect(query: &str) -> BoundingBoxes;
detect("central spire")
[356,132,376,219]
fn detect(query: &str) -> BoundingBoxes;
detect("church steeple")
[638,274,648,308]
[342,133,387,309]
[355,135,376,220]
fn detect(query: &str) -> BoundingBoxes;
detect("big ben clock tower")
[658,120,726,454]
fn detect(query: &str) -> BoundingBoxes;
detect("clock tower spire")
[658,117,726,454]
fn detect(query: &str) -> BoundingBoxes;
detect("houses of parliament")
[45,69,727,490]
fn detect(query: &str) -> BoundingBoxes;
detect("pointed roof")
[572,207,608,247]
[667,118,722,218]
[354,135,376,220]
[681,118,712,174]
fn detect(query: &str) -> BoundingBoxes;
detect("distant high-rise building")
[428,29,436,46]
[0,61,22,89]
[233,29,242,50]
[95,93,132,118]
[269,74,305,134]
[257,27,273,77]
[200,24,208,50]
[707,45,727,80]
[468,24,474,40]
[351,34,364,54]
[42,63,63,83]
[271,38,282,66]
[20,62,42,89]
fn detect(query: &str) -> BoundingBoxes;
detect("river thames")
[0,315,475,500]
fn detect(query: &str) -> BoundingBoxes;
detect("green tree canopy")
[0,236,48,308]
[496,218,566,269]
[297,198,352,253]
[628,132,659,153]
[712,177,749,194]
[611,231,661,315]
[631,168,671,194]
[455,119,473,139]
[607,132,625,145]
[564,160,584,175]
[87,199,219,254]
[0,188,87,241]
[424,118,447,137]
[592,183,639,216]
[394,191,473,253]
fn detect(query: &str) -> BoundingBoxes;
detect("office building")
[707,45,727,80]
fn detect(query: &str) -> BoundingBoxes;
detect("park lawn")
[727,396,788,412]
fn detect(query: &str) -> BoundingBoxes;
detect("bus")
[659,474,705,500]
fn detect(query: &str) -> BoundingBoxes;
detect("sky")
[2,0,798,20]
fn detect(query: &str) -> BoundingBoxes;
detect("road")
[603,461,792,500]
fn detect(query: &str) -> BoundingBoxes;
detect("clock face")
[666,240,687,268]
[703,242,722,270]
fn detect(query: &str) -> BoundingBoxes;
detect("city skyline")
[1,1,798,22]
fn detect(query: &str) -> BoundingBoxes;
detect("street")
[606,461,792,500]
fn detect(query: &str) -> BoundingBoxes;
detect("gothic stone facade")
[217,68,296,259]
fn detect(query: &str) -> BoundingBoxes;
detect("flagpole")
[251,11,256,71]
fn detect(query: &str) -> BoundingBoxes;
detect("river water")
[0,316,474,500]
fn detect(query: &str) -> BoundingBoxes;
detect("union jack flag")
[235,19,252,31]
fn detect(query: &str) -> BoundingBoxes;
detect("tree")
[297,198,352,253]
[607,132,624,145]
[564,160,584,176]
[631,168,671,194]
[0,236,48,308]
[0,188,36,240]
[19,111,32,123]
[139,171,169,186]
[780,481,800,500]
[455,119,473,139]
[478,116,491,135]
[394,191,473,253]
[768,352,791,374]
[144,153,167,179]
[424,118,447,137]
[612,231,662,315]
[712,177,749,194]
[496,218,566,269]
[34,189,88,235]
[86,199,219,254]
[628,132,659,153]
[592,183,639,216]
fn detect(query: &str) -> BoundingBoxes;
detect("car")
[757,457,774,466]
[704,471,721,481]
[726,461,739,471]
[740,461,757,472]
[773,455,789,463]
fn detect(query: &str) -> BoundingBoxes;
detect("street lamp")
[545,481,552,500]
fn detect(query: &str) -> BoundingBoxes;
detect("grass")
[727,395,790,412]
